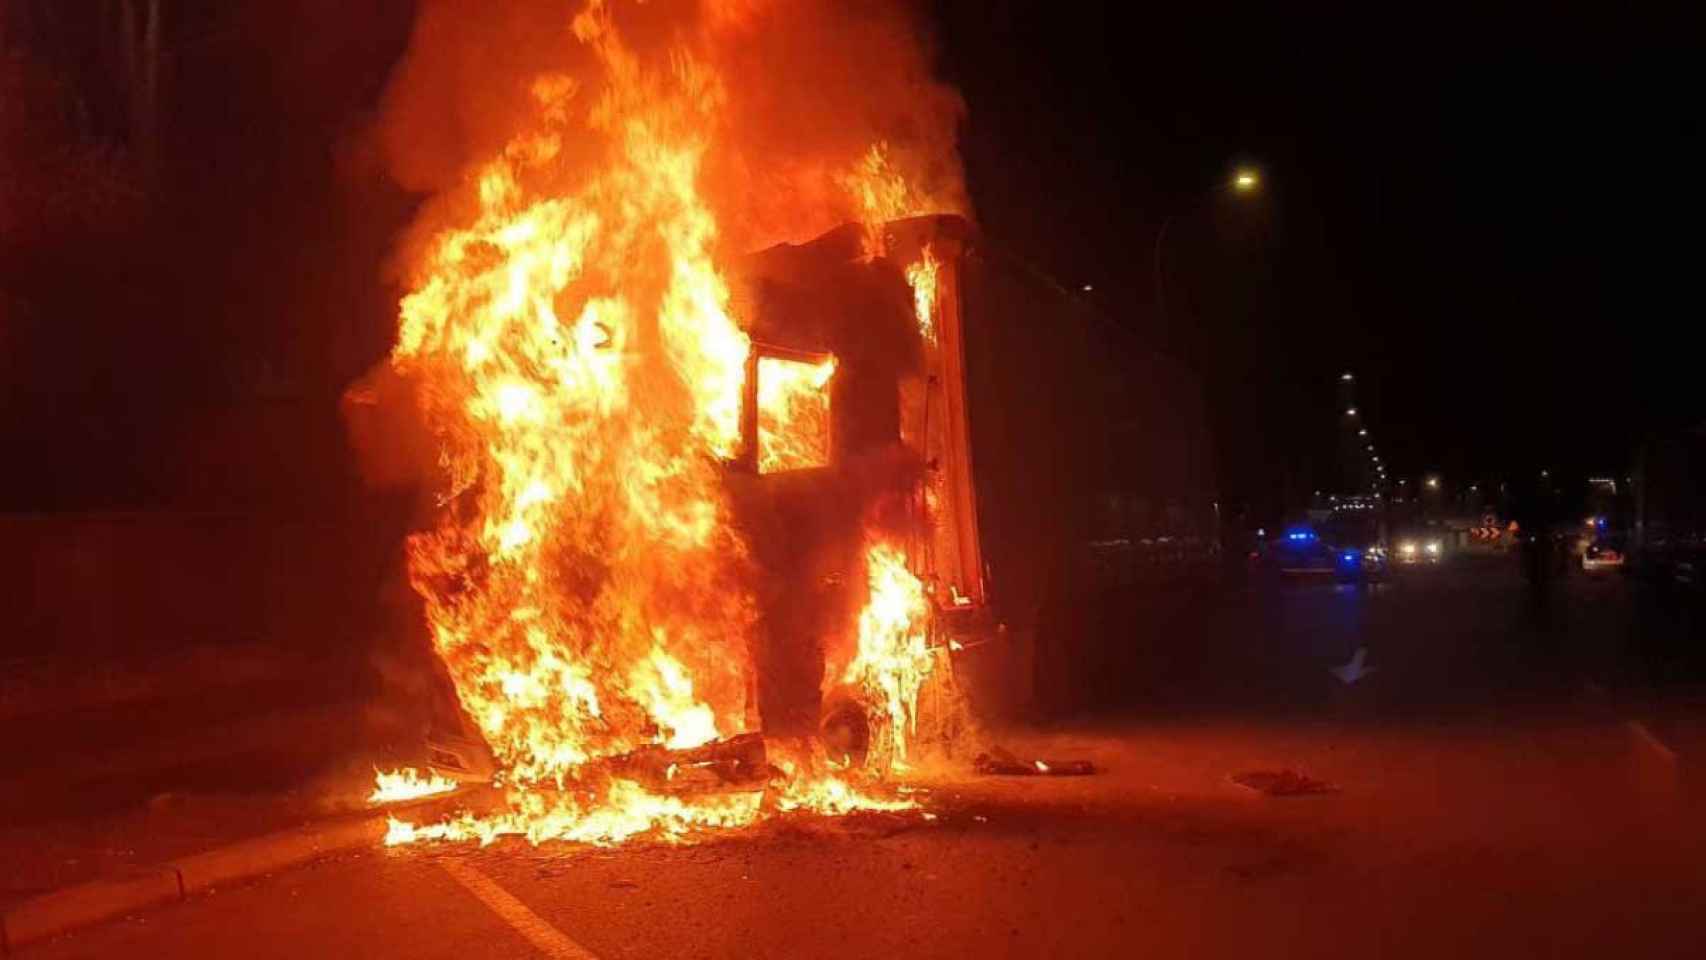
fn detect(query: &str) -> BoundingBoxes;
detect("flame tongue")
[843,542,935,768]
[906,245,940,343]
[370,767,458,805]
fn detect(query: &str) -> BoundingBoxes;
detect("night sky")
[4,1,1698,512]
[934,3,1700,505]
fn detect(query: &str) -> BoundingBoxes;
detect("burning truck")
[343,1,1211,846]
[354,204,1000,843]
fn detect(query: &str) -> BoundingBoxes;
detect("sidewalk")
[1,750,370,908]
[2,671,387,810]
[0,772,482,952]
[0,644,431,912]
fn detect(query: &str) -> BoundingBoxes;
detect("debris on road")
[604,733,775,793]
[1229,770,1338,797]
[973,747,1097,776]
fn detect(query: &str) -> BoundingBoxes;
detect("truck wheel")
[819,686,872,769]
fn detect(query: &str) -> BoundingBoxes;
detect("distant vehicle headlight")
[1400,542,1418,556]
[1425,541,1441,555]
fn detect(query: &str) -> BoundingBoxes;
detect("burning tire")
[819,685,874,770]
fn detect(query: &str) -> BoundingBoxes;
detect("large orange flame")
[383,5,761,842]
[375,1,956,847]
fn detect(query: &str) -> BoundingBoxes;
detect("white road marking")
[1626,720,1679,763]
[1329,647,1377,685]
[440,859,601,960]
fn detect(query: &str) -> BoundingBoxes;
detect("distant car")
[1266,528,1337,576]
[1581,539,1626,574]
[1393,535,1444,565]
[1334,544,1388,583]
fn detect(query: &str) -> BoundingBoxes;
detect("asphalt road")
[24,556,1706,959]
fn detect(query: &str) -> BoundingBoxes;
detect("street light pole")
[1152,213,1179,329]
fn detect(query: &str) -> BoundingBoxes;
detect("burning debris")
[356,0,985,847]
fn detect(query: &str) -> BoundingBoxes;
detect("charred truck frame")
[728,215,987,759]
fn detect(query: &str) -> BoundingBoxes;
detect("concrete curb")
[172,815,388,896]
[1,868,183,953]
[1,789,485,954]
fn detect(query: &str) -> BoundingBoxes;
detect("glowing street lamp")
[1155,163,1264,328]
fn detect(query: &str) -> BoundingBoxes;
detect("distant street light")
[1346,407,1358,417]
[1358,428,1367,436]
[1233,169,1260,193]
[1340,372,1354,381]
